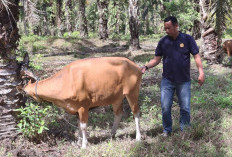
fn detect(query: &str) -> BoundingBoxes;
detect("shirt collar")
[167,31,182,41]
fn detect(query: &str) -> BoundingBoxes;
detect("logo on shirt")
[180,43,184,47]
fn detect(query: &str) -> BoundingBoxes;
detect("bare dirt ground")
[1,38,232,157]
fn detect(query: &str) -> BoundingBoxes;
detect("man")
[141,16,205,136]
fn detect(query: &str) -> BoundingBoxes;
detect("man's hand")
[140,66,147,74]
[193,54,205,87]
[198,73,205,86]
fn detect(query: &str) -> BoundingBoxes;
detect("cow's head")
[23,80,42,102]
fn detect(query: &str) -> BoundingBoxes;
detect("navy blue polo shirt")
[155,32,199,83]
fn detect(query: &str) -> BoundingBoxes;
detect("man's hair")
[164,16,178,25]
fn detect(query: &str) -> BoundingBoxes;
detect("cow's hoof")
[136,134,141,141]
[81,143,87,149]
[71,140,82,147]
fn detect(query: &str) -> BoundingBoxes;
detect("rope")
[35,78,39,97]
[60,114,79,129]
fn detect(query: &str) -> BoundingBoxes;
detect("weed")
[191,122,205,140]
[141,96,152,114]
[30,53,44,70]
[15,102,58,139]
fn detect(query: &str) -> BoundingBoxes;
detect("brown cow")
[20,57,142,148]
[222,40,232,56]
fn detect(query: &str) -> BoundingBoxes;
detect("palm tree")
[0,0,23,139]
[79,0,88,37]
[199,0,232,63]
[64,0,73,34]
[56,0,63,36]
[128,0,140,50]
[213,0,232,46]
[97,0,109,40]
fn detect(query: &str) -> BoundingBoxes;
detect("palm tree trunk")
[42,3,51,36]
[79,0,88,38]
[56,0,63,36]
[0,0,23,140]
[128,0,140,50]
[97,0,109,40]
[65,0,73,34]
[199,0,221,63]
[21,0,28,36]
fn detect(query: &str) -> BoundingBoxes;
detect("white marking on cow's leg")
[134,112,141,141]
[80,122,88,149]
[77,120,82,146]
[111,113,122,138]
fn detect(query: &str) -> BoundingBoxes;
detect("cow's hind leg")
[78,107,89,149]
[111,99,123,138]
[125,92,141,141]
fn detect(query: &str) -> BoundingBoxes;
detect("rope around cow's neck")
[35,78,40,97]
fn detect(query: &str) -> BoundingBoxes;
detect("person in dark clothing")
[141,16,205,136]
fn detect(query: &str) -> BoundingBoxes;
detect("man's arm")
[141,56,162,73]
[193,54,205,86]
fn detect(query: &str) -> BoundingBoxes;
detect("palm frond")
[208,0,232,45]
[0,0,17,23]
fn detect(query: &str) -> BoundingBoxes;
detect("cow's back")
[63,57,142,106]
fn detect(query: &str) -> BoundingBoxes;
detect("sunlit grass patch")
[32,41,47,52]
[21,35,49,43]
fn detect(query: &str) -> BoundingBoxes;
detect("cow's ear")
[28,80,32,84]
[22,53,29,67]
[16,85,23,92]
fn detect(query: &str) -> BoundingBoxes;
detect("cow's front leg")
[80,122,88,148]
[76,119,82,146]
[78,107,89,149]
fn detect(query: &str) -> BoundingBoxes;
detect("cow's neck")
[34,79,59,102]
